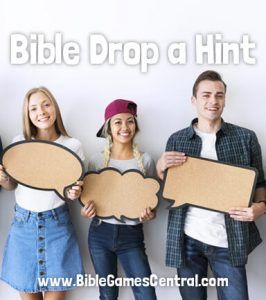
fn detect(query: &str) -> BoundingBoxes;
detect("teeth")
[38,117,49,122]
[207,108,218,111]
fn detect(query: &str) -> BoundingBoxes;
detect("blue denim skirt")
[0,204,84,292]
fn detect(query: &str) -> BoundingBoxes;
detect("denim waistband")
[14,203,69,220]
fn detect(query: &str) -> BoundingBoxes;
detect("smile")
[206,107,219,111]
[38,116,50,122]
[119,132,130,137]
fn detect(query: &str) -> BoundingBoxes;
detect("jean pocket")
[128,224,143,231]
[90,218,102,229]
[12,212,27,226]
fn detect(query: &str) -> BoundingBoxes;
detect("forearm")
[253,187,266,214]
[1,178,17,191]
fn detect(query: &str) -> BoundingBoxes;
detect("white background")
[1,0,266,299]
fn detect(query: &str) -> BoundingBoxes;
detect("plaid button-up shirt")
[165,119,265,268]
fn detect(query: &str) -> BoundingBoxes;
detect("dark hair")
[192,70,227,97]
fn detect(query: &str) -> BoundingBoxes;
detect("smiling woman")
[28,92,57,131]
[0,87,84,300]
[23,87,68,141]
[80,99,157,300]
[109,113,136,147]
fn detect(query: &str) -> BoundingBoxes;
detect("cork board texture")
[80,168,160,221]
[1,140,84,200]
[162,156,257,213]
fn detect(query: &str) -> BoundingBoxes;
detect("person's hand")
[80,200,96,218]
[229,202,266,221]
[156,151,186,180]
[66,181,83,200]
[139,207,156,222]
[0,164,17,190]
[0,164,9,185]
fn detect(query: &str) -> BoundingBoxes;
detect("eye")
[44,103,51,107]
[29,107,37,112]
[127,119,135,124]
[114,120,122,125]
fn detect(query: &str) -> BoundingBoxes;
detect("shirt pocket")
[220,141,250,166]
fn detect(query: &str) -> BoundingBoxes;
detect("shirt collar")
[188,118,228,139]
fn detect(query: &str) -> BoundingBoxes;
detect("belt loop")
[52,209,58,221]
[26,210,31,221]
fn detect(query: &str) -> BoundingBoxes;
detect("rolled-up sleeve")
[250,131,265,188]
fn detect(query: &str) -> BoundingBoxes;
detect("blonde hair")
[102,118,146,175]
[23,87,69,140]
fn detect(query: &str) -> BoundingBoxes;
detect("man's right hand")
[156,151,187,180]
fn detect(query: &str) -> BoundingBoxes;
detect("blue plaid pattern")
[165,119,265,268]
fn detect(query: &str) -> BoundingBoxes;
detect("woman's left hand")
[229,202,266,221]
[66,181,83,200]
[139,207,156,222]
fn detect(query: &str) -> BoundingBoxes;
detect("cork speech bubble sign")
[1,141,84,199]
[162,156,257,213]
[80,168,160,221]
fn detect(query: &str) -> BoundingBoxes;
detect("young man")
[156,70,266,300]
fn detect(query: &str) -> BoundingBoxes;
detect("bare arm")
[0,165,17,190]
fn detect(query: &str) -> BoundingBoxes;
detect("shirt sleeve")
[142,153,156,177]
[76,143,85,162]
[250,131,265,188]
[166,134,175,151]
[87,153,103,172]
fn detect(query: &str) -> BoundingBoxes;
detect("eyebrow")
[29,99,50,107]
[113,117,134,121]
[201,91,225,95]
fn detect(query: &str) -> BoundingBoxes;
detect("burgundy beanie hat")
[96,99,137,137]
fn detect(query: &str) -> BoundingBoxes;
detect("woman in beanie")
[81,99,157,300]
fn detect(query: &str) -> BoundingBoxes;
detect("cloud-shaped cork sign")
[80,168,160,221]
[162,156,257,213]
[1,140,84,199]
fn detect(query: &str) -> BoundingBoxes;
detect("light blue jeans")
[1,204,83,292]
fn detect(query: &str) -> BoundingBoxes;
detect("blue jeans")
[177,235,249,300]
[88,219,156,300]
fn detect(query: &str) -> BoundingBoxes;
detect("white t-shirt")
[184,126,228,248]
[13,134,85,212]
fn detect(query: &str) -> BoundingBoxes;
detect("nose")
[37,106,45,115]
[121,121,128,130]
[209,95,218,104]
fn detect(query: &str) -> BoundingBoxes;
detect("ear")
[191,96,196,106]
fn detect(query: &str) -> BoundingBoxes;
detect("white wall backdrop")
[1,1,266,299]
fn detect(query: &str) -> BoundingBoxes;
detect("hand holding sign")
[1,141,84,199]
[80,168,160,221]
[162,156,257,213]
